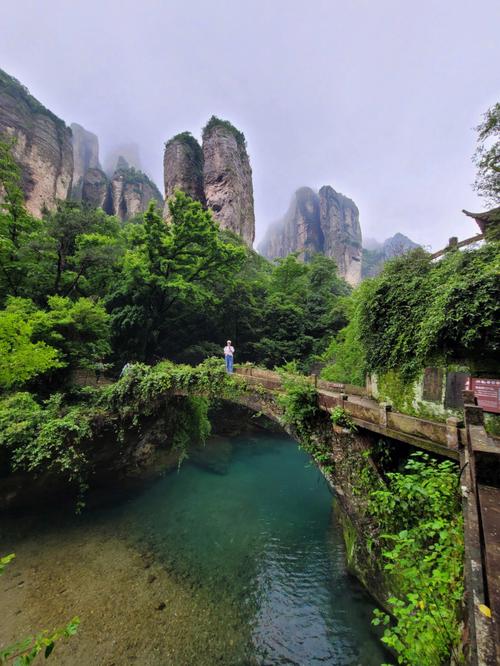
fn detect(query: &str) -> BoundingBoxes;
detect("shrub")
[370,452,464,665]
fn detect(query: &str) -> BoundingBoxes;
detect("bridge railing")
[430,233,485,260]
[236,365,367,395]
[235,366,463,458]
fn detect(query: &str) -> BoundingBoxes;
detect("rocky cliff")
[163,132,205,218]
[0,68,73,216]
[109,164,163,221]
[202,117,255,246]
[71,122,100,199]
[259,185,362,286]
[261,187,322,261]
[163,118,255,246]
[81,167,110,210]
[319,186,362,286]
[362,233,420,278]
[80,159,163,221]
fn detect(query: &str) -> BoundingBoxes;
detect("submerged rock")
[189,436,233,475]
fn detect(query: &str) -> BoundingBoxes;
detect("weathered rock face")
[0,68,73,216]
[79,155,163,221]
[81,168,110,210]
[163,133,205,218]
[110,166,163,221]
[70,123,100,199]
[319,186,362,286]
[202,118,255,246]
[162,118,255,245]
[260,187,322,261]
[259,185,363,286]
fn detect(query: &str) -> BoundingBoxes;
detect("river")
[0,431,390,665]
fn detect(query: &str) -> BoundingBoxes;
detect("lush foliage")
[0,139,352,381]
[369,452,464,665]
[275,367,319,445]
[0,358,242,506]
[0,136,356,513]
[320,280,374,385]
[473,102,500,205]
[107,194,245,363]
[322,243,500,384]
[6,296,111,376]
[0,311,62,388]
[330,406,357,431]
[251,254,349,368]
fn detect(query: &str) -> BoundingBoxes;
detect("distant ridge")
[362,233,420,278]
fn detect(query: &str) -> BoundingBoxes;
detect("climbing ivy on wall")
[322,242,500,386]
[358,245,500,381]
[275,367,319,447]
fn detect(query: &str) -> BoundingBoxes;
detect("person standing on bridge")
[224,340,235,374]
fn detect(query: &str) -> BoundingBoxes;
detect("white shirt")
[224,345,234,356]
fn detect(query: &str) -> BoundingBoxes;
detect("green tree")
[253,296,313,367]
[0,311,62,389]
[251,254,349,369]
[0,140,123,305]
[303,254,350,356]
[326,242,500,385]
[320,282,375,385]
[5,296,111,375]
[473,102,500,205]
[39,201,122,300]
[108,193,245,362]
[0,138,41,301]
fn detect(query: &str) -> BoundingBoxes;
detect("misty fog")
[2,0,499,248]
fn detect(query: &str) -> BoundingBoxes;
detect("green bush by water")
[370,452,464,665]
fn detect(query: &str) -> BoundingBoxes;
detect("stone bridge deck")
[235,366,463,459]
[234,366,500,665]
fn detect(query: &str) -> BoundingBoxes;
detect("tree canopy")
[322,244,500,383]
[473,102,500,205]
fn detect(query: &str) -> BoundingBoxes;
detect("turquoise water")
[1,430,389,664]
[105,432,389,665]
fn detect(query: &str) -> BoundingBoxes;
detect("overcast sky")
[2,0,499,249]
